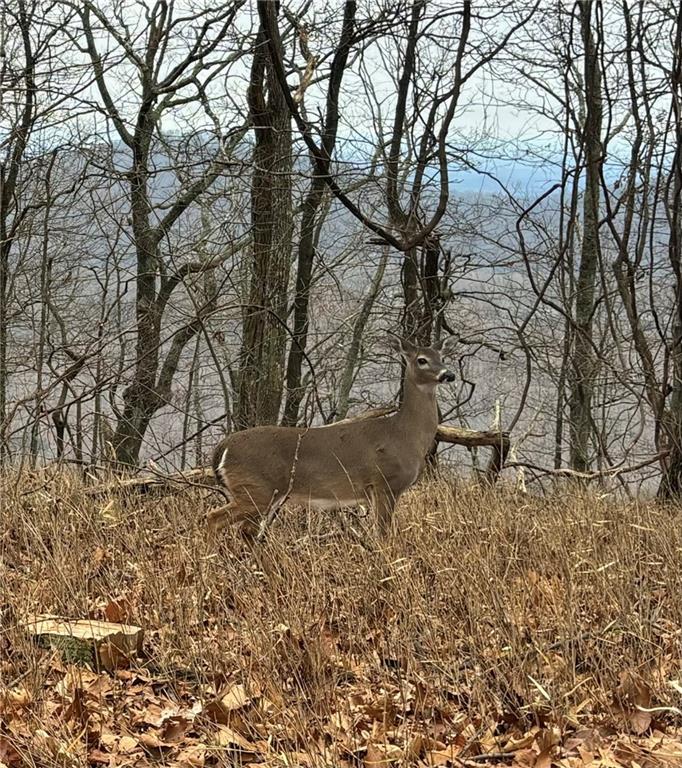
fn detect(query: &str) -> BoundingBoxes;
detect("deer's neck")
[397,378,440,444]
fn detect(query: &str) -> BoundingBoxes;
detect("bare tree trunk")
[569,0,602,473]
[0,221,10,463]
[281,175,326,426]
[401,247,421,341]
[419,236,441,342]
[236,18,293,429]
[336,247,389,421]
[554,316,571,469]
[659,3,682,498]
[280,2,356,426]
[193,346,204,467]
[0,0,37,463]
[30,162,54,462]
[181,340,199,470]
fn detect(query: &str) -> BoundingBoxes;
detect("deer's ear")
[437,335,458,356]
[387,335,415,357]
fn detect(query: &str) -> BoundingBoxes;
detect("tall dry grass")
[1,468,682,765]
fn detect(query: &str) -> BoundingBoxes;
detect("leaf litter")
[2,476,682,767]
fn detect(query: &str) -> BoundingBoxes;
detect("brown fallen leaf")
[32,730,83,768]
[564,729,603,754]
[615,672,653,735]
[535,727,560,767]
[361,695,399,727]
[212,725,262,762]
[99,732,118,750]
[91,546,109,574]
[62,687,88,725]
[219,683,251,711]
[502,733,536,753]
[138,732,165,750]
[598,744,632,767]
[214,725,255,750]
[176,745,205,767]
[87,673,115,699]
[132,701,165,728]
[0,735,22,768]
[510,748,539,767]
[98,641,135,673]
[406,734,447,761]
[575,744,595,765]
[0,687,32,716]
[103,596,132,624]
[204,683,253,726]
[87,748,111,765]
[117,735,139,754]
[364,741,403,767]
[159,715,191,743]
[424,744,461,766]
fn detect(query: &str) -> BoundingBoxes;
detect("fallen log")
[86,413,510,496]
[332,408,511,453]
[437,425,510,484]
[436,425,509,448]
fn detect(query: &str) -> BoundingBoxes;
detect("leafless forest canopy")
[2,0,682,497]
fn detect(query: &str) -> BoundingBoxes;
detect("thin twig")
[256,429,307,541]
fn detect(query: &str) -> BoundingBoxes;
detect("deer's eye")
[417,357,428,367]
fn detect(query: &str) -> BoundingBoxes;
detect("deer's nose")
[438,369,456,383]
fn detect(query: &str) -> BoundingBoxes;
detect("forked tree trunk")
[236,19,293,429]
[77,3,243,466]
[281,2,356,426]
[569,0,602,473]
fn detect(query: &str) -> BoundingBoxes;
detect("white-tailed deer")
[209,336,456,538]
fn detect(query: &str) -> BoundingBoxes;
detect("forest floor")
[1,470,682,768]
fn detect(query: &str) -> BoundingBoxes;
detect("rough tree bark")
[236,10,293,429]
[568,0,602,473]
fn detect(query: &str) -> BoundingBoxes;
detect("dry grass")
[2,469,682,767]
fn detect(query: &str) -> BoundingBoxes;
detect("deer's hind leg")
[206,500,252,530]
[370,485,398,536]
[207,489,268,541]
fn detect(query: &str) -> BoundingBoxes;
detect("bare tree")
[71,0,248,464]
[281,0,356,426]
[568,0,603,472]
[0,0,40,462]
[603,1,682,496]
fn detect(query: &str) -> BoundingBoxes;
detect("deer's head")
[388,336,457,387]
